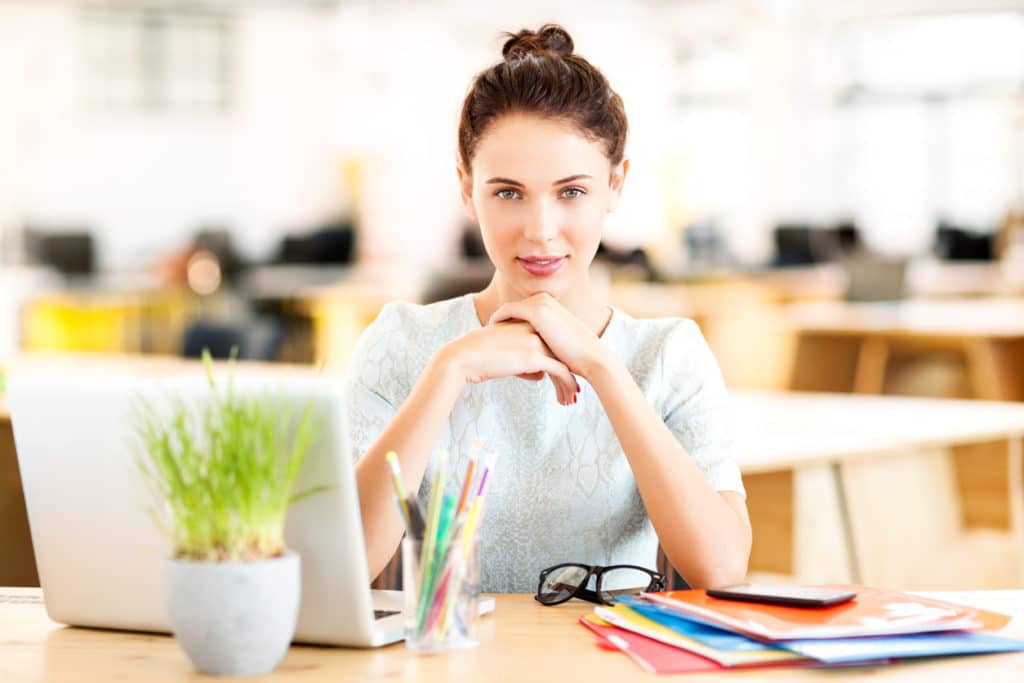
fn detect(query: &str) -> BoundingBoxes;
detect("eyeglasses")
[534,563,666,606]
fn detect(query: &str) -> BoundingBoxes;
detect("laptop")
[843,256,908,302]
[7,356,493,647]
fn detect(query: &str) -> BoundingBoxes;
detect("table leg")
[831,462,862,584]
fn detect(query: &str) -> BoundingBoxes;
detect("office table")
[0,396,37,587]
[785,298,1024,400]
[5,356,1024,590]
[734,390,1024,588]
[2,589,1023,682]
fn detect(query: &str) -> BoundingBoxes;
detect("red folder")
[579,614,723,674]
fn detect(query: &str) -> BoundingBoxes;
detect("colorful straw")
[407,444,498,644]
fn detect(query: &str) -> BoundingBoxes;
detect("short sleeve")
[340,303,403,463]
[660,320,745,498]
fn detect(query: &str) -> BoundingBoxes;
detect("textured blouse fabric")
[342,293,745,593]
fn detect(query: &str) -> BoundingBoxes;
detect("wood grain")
[3,590,1024,682]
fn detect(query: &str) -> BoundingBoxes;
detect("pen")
[385,451,411,529]
[405,494,426,540]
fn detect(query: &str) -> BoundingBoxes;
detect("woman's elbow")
[684,540,751,589]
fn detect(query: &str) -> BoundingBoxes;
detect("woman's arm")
[354,348,465,581]
[354,322,579,581]
[586,355,751,589]
[487,294,751,588]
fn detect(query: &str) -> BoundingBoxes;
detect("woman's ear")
[456,161,478,221]
[607,158,630,213]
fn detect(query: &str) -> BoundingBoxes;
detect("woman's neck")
[472,272,611,336]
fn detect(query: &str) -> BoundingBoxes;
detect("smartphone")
[706,584,856,608]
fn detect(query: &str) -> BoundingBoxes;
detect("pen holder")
[402,533,480,652]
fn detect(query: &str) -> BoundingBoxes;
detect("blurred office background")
[4,0,1024,590]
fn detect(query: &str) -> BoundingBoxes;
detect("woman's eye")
[561,187,586,199]
[495,189,520,200]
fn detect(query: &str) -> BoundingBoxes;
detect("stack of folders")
[579,586,1024,675]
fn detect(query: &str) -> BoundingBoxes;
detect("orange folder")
[641,585,1012,642]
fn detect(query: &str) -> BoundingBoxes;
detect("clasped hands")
[446,293,611,406]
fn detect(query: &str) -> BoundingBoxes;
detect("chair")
[182,318,285,361]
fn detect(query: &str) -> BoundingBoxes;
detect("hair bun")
[502,24,574,61]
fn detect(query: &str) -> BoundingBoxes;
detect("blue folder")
[779,631,1024,664]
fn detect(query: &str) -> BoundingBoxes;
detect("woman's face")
[458,113,627,301]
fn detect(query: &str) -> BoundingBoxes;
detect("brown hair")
[457,24,628,171]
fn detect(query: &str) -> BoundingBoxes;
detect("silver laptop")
[7,356,493,647]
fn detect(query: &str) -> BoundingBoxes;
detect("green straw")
[417,492,455,633]
[414,450,447,635]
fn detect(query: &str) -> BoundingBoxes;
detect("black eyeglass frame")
[534,562,666,606]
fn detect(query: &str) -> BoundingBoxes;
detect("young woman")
[345,24,750,593]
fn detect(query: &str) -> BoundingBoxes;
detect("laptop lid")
[8,356,385,647]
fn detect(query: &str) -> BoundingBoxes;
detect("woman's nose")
[522,201,558,243]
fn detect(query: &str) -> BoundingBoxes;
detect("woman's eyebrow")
[484,174,593,187]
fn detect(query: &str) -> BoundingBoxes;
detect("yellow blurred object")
[340,156,365,211]
[21,290,194,355]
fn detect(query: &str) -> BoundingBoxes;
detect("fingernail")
[572,395,577,404]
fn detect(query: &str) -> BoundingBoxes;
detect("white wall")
[8,3,344,270]
[3,0,1023,271]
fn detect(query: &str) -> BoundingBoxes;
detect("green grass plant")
[134,350,325,562]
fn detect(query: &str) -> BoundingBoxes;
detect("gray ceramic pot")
[165,550,300,676]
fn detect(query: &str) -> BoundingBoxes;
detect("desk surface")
[732,390,1024,473]
[785,298,1024,338]
[6,354,1024,471]
[2,589,1024,682]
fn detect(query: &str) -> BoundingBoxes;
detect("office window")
[78,6,234,113]
[831,12,1024,250]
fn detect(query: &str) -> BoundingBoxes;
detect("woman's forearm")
[354,346,466,581]
[586,355,751,588]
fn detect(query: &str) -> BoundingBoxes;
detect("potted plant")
[134,351,323,676]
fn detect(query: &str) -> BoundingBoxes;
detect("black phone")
[706,584,856,608]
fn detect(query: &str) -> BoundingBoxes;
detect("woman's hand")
[441,320,580,405]
[487,293,611,380]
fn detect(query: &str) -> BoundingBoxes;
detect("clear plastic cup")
[402,533,480,652]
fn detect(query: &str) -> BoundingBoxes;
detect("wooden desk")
[907,260,1024,298]
[6,356,1024,591]
[733,390,1024,589]
[786,299,1024,400]
[3,589,1024,681]
[241,264,429,367]
[0,395,37,587]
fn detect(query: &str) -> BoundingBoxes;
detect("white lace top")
[342,293,745,593]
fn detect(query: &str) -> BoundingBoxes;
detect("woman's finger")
[517,371,546,381]
[534,355,577,405]
[489,302,538,329]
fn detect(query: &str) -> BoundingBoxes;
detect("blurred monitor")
[460,221,487,260]
[772,224,818,266]
[276,220,355,265]
[773,222,863,267]
[934,221,994,261]
[24,228,95,277]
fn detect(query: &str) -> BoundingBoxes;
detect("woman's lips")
[516,256,567,277]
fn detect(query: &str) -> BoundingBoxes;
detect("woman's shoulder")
[351,294,476,368]
[369,294,476,340]
[345,294,475,396]
[608,309,720,390]
[610,308,704,356]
